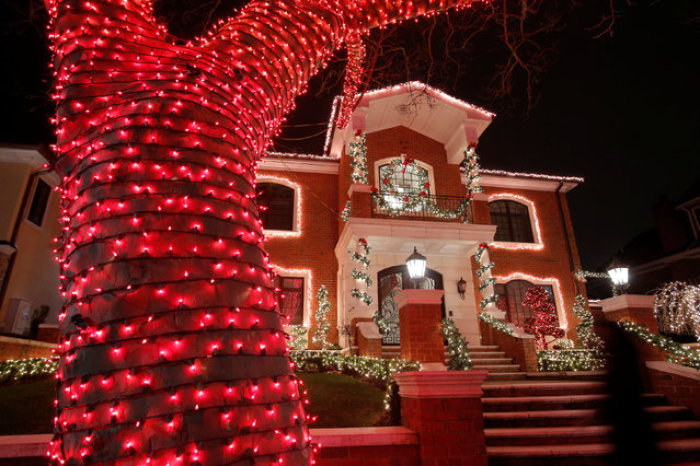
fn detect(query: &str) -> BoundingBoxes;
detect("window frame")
[256,177,301,237]
[272,266,311,330]
[25,177,52,228]
[493,273,567,330]
[487,194,543,250]
[374,156,436,197]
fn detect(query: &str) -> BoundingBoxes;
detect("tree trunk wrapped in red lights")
[46,0,481,463]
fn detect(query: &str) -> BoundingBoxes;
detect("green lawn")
[0,372,387,435]
[298,372,387,428]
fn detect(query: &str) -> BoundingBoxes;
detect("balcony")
[371,193,472,223]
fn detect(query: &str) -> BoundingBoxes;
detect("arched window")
[378,161,430,196]
[489,200,534,243]
[275,276,304,326]
[494,280,557,328]
[257,183,294,231]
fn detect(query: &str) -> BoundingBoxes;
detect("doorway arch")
[376,265,444,345]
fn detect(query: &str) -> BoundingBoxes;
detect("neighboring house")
[257,82,585,348]
[0,145,62,336]
[592,181,700,297]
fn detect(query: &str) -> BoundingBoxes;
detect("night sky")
[1,0,698,270]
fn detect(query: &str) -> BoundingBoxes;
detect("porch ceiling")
[335,218,496,260]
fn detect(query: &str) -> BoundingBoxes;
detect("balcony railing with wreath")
[371,192,473,223]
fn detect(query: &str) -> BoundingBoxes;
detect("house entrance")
[377,265,444,345]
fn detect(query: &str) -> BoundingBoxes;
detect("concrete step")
[485,420,700,446]
[483,381,607,397]
[487,438,700,466]
[484,405,692,428]
[471,357,513,365]
[486,372,528,381]
[469,345,500,352]
[526,370,608,381]
[469,351,507,358]
[473,364,522,373]
[482,393,667,412]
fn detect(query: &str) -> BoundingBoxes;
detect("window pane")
[488,200,534,243]
[27,179,51,227]
[499,280,557,328]
[258,183,294,231]
[276,276,304,325]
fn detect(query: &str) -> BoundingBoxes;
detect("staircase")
[470,345,527,381]
[483,380,700,465]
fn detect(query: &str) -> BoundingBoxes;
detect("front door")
[377,265,444,345]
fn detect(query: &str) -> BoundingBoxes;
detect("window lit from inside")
[276,277,304,326]
[27,179,51,227]
[257,183,294,231]
[495,280,557,328]
[489,200,534,243]
[378,161,429,211]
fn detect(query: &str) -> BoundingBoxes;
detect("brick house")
[257,82,585,351]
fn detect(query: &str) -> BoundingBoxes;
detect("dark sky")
[1,0,698,270]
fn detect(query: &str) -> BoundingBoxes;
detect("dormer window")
[489,200,534,243]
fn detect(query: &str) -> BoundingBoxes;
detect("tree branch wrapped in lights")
[46,0,486,463]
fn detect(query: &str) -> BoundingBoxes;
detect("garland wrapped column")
[46,0,484,463]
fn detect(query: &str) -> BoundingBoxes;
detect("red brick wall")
[316,445,419,465]
[399,303,444,364]
[0,337,55,361]
[258,170,339,347]
[471,187,582,339]
[647,363,700,418]
[401,397,487,465]
[478,318,537,372]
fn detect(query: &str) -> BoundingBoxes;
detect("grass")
[0,372,387,435]
[299,372,387,428]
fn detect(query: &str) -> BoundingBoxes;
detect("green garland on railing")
[478,312,513,336]
[0,357,59,383]
[537,349,606,372]
[441,319,473,370]
[349,135,369,184]
[618,321,700,370]
[290,350,420,410]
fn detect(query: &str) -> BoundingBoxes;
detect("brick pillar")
[356,321,383,358]
[395,289,445,368]
[348,184,373,219]
[394,371,489,466]
[600,294,658,332]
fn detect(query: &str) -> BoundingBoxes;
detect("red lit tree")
[45,0,484,463]
[522,286,564,350]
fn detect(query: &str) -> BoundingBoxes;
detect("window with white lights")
[494,280,557,328]
[257,183,295,231]
[376,157,433,212]
[275,276,304,326]
[489,200,534,243]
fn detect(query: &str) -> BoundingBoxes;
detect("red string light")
[45,0,486,463]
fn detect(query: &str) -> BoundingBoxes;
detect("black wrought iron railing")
[372,193,472,223]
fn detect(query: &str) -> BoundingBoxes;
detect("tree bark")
[47,0,476,463]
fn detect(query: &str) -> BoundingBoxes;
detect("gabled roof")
[326,81,495,164]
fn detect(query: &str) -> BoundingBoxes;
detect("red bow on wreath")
[401,155,414,174]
